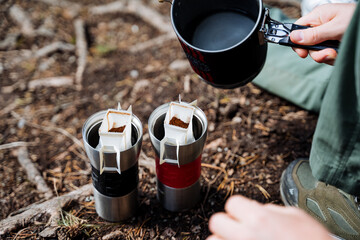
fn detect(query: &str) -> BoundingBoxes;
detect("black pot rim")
[170,0,264,53]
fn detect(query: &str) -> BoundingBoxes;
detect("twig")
[184,75,191,93]
[102,229,124,240]
[0,33,20,50]
[34,41,75,58]
[15,147,54,199]
[90,0,172,34]
[255,184,271,200]
[11,111,84,152]
[74,19,87,90]
[0,184,92,236]
[9,5,34,37]
[0,141,37,151]
[2,41,75,71]
[129,33,176,53]
[28,76,74,90]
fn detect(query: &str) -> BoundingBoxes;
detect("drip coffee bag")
[97,104,132,174]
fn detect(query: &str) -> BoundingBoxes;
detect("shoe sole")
[280,167,345,240]
[280,170,293,207]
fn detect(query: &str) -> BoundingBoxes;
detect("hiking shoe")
[280,159,360,240]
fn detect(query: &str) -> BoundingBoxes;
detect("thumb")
[290,23,337,45]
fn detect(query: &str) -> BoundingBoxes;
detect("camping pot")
[163,0,339,89]
[148,103,208,211]
[82,110,143,222]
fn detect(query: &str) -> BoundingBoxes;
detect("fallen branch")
[15,147,54,199]
[0,33,20,50]
[11,111,84,152]
[0,184,92,236]
[127,0,172,33]
[0,141,37,151]
[37,0,81,18]
[9,5,34,37]
[2,41,75,71]
[90,0,172,34]
[129,33,176,53]
[28,76,74,90]
[34,41,75,58]
[74,19,87,90]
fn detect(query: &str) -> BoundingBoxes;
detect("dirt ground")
[0,0,317,239]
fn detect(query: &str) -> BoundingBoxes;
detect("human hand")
[290,3,356,65]
[207,195,332,240]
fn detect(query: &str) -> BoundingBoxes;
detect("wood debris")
[28,76,74,90]
[74,19,88,90]
[15,147,54,199]
[9,5,34,37]
[0,184,92,235]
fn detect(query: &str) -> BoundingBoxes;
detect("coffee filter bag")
[97,104,132,174]
[160,97,197,166]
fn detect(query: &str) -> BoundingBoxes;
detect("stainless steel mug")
[82,110,143,222]
[148,103,208,211]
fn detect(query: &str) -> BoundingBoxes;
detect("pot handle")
[277,24,340,52]
[260,8,340,52]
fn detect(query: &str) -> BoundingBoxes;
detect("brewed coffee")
[191,11,255,51]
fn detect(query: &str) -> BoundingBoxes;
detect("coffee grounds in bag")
[170,116,189,129]
[109,125,126,133]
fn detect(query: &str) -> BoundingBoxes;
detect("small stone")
[191,225,201,234]
[10,128,16,134]
[130,69,139,79]
[162,228,176,237]
[232,116,242,124]
[131,24,139,33]
[17,118,26,129]
[208,122,215,132]
[68,56,76,64]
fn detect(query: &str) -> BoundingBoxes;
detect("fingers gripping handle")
[279,24,340,52]
[262,8,340,52]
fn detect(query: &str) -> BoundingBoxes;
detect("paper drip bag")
[160,98,197,166]
[97,104,132,174]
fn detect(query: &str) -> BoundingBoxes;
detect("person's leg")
[309,2,360,195]
[253,8,333,112]
[280,4,360,239]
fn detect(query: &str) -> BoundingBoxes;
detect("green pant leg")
[310,3,360,195]
[253,8,333,112]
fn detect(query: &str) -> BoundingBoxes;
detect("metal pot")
[165,0,339,89]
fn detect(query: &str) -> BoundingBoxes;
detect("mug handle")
[160,137,180,168]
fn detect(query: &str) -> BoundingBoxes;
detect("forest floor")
[0,0,318,239]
